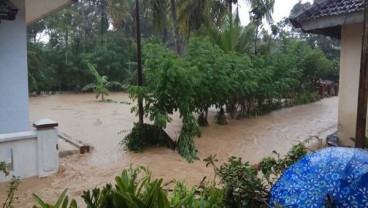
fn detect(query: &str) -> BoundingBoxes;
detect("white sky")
[238,0,313,26]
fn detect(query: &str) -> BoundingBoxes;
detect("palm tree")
[224,0,274,54]
[176,0,227,40]
[108,0,130,30]
[133,0,183,55]
[82,64,121,101]
[248,0,275,54]
[170,0,184,55]
[135,0,144,124]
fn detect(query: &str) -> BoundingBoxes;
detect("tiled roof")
[308,0,364,20]
[290,0,365,39]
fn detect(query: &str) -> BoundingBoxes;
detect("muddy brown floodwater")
[0,93,338,207]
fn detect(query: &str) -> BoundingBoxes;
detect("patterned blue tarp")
[269,147,368,208]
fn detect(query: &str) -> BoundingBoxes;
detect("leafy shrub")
[177,115,201,162]
[121,123,175,152]
[33,166,224,208]
[291,92,320,106]
[215,108,228,125]
[204,142,309,208]
[81,184,114,208]
[170,181,224,207]
[197,113,209,127]
[33,189,78,208]
[29,141,312,208]
[0,161,8,176]
[1,162,20,208]
[220,157,267,207]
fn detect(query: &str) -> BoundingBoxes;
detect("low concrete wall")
[0,131,38,182]
[0,120,59,182]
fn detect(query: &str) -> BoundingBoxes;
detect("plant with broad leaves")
[32,189,78,208]
[82,63,121,101]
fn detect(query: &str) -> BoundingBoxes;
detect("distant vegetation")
[27,0,339,161]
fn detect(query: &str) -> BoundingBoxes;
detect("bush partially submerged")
[121,123,176,152]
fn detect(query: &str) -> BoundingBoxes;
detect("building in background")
[290,0,365,146]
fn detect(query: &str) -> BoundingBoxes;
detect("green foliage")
[217,157,268,207]
[291,92,320,106]
[1,162,20,208]
[128,43,201,161]
[258,143,308,186]
[204,142,309,208]
[34,166,224,208]
[185,38,232,122]
[28,0,338,164]
[81,184,114,208]
[0,161,8,176]
[215,108,228,125]
[170,181,224,207]
[2,176,20,208]
[113,166,186,208]
[28,43,58,92]
[197,113,209,127]
[177,114,201,162]
[30,143,311,208]
[82,64,121,101]
[32,189,78,208]
[122,123,175,152]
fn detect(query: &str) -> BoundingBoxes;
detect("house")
[290,0,365,146]
[0,0,76,182]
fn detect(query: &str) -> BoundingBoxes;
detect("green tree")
[176,0,227,39]
[82,64,121,101]
[249,0,275,54]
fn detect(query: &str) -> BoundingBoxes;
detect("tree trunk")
[254,24,259,55]
[65,30,69,65]
[170,0,183,55]
[136,0,144,124]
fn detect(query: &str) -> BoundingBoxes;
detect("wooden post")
[135,0,144,124]
[355,0,368,148]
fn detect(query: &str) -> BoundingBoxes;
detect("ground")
[0,93,338,206]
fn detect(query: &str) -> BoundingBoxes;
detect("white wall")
[0,131,38,182]
[338,23,364,146]
[0,0,29,134]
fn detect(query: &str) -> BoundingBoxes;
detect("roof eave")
[25,0,78,26]
[290,11,364,39]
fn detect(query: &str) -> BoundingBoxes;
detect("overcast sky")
[238,0,313,26]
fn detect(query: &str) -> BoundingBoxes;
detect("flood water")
[0,93,338,206]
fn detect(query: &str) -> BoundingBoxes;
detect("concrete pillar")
[338,23,364,146]
[33,119,59,177]
[0,0,29,134]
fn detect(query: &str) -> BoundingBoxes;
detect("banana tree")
[82,63,121,101]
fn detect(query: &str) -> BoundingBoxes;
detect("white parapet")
[0,119,59,182]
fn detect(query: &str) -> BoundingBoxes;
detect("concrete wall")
[0,0,29,134]
[0,127,59,182]
[0,131,38,182]
[338,23,363,146]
